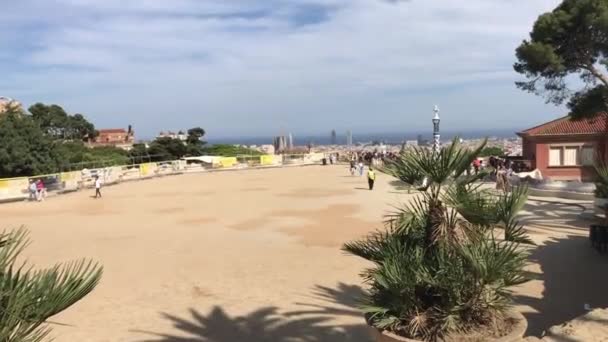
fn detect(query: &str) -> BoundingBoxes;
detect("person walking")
[358,161,364,176]
[367,167,376,190]
[94,175,102,198]
[28,180,37,201]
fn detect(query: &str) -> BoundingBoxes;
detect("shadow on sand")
[515,233,608,337]
[514,199,608,337]
[135,283,371,342]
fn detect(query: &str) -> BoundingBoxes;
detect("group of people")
[28,179,46,202]
[349,159,376,190]
[27,175,103,202]
[471,156,515,193]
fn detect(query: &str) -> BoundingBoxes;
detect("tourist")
[358,161,364,176]
[495,163,508,193]
[350,160,356,176]
[473,159,481,175]
[94,175,102,198]
[28,180,37,201]
[367,167,376,190]
[36,179,45,202]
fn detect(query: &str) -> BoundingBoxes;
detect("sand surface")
[0,165,606,341]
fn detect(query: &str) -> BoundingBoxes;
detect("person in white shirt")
[94,175,102,198]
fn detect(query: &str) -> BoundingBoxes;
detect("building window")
[581,146,595,166]
[549,147,562,166]
[548,145,594,167]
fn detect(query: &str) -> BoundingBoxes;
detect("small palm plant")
[0,228,102,342]
[343,139,530,341]
[594,159,608,199]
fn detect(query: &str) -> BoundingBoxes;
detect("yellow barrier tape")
[260,155,275,165]
[219,157,238,168]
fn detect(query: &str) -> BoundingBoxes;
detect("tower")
[432,105,441,153]
[346,130,353,147]
[331,129,337,145]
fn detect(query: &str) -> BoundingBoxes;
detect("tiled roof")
[98,128,127,134]
[519,113,608,136]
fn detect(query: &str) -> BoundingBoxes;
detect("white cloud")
[0,0,563,137]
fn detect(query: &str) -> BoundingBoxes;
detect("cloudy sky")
[0,0,563,139]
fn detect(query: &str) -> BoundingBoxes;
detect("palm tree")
[343,139,530,341]
[0,228,102,342]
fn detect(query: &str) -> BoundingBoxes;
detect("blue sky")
[0,0,564,139]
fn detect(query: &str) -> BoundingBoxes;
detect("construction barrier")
[0,177,29,201]
[139,163,158,177]
[260,155,281,166]
[0,153,328,203]
[60,171,82,192]
[218,157,238,168]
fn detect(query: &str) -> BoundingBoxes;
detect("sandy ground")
[0,165,606,341]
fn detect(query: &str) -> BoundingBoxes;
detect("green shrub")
[594,160,608,199]
[343,139,530,341]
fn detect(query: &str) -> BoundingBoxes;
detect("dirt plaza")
[0,165,605,341]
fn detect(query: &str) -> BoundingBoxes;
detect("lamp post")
[432,105,441,153]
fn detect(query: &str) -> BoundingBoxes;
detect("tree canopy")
[479,146,505,157]
[0,110,58,177]
[514,0,608,119]
[29,103,97,141]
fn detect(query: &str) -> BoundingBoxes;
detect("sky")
[0,0,565,139]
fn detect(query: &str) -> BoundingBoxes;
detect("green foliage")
[594,159,608,198]
[514,0,608,118]
[148,137,188,161]
[0,110,58,178]
[186,127,206,146]
[343,139,531,341]
[0,228,102,341]
[478,146,505,157]
[200,144,262,157]
[128,127,209,162]
[29,103,96,141]
[53,142,129,170]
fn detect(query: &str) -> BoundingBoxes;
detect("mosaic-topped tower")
[432,105,441,153]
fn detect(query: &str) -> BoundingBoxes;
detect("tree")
[199,144,262,157]
[148,137,187,161]
[344,140,530,341]
[0,228,102,341]
[186,127,206,146]
[28,103,96,141]
[514,0,608,119]
[129,143,151,163]
[0,109,58,177]
[479,146,505,157]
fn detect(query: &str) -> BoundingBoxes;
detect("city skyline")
[1,0,564,137]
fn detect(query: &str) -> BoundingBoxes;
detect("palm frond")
[0,228,102,342]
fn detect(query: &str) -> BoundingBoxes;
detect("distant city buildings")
[417,134,429,146]
[330,129,337,145]
[0,97,22,114]
[91,125,135,151]
[346,130,353,146]
[288,133,294,149]
[273,135,287,154]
